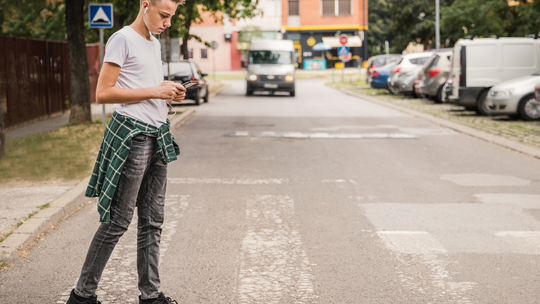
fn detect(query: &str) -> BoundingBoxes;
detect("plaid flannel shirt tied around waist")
[85,112,180,223]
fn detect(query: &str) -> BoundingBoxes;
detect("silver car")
[417,50,452,103]
[388,52,432,95]
[486,72,540,120]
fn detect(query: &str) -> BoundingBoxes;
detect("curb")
[0,108,196,263]
[330,85,540,160]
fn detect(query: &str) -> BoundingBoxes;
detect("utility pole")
[435,0,440,50]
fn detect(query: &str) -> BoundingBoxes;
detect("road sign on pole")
[338,45,349,57]
[339,34,348,45]
[89,4,113,29]
[210,41,218,82]
[89,3,113,127]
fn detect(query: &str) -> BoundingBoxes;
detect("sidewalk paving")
[0,102,196,263]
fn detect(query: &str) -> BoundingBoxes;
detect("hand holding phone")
[182,80,198,88]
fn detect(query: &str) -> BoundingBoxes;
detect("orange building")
[282,0,368,68]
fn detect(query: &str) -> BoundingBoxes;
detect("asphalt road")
[1,78,540,303]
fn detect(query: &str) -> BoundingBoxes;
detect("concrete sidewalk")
[0,104,196,263]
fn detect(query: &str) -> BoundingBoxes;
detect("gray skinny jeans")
[75,134,167,300]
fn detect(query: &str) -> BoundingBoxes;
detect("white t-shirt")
[104,26,167,127]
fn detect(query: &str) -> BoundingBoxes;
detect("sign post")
[338,35,348,82]
[89,3,113,127]
[210,41,218,82]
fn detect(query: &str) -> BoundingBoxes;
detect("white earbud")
[144,7,148,13]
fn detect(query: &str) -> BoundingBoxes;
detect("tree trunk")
[66,0,92,124]
[0,104,5,159]
[180,2,194,60]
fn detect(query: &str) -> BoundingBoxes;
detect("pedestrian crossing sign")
[89,3,114,28]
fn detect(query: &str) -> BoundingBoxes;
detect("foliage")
[388,0,454,51]
[0,0,66,40]
[367,0,395,57]
[441,0,540,44]
[238,25,263,42]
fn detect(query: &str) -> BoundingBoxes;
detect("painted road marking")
[223,131,419,139]
[377,231,446,254]
[237,195,317,303]
[495,231,540,254]
[440,174,531,187]
[474,193,540,209]
[168,178,289,185]
[57,195,190,304]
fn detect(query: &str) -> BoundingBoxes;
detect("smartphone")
[181,80,198,88]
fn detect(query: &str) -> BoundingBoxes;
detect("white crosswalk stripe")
[237,195,317,303]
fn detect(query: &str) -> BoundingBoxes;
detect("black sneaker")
[139,292,178,304]
[66,289,101,304]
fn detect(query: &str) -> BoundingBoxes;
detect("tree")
[388,0,454,51]
[66,0,92,124]
[441,0,540,44]
[1,0,66,40]
[367,0,395,57]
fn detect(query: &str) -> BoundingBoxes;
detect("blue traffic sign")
[338,45,349,56]
[89,4,114,28]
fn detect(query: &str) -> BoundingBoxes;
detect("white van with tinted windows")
[448,37,540,115]
[246,39,296,96]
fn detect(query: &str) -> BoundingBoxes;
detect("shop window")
[322,0,351,16]
[201,48,208,59]
[289,0,299,16]
[188,48,193,59]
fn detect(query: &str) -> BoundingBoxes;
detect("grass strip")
[0,119,106,185]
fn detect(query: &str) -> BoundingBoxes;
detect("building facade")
[282,0,368,69]
[188,0,368,71]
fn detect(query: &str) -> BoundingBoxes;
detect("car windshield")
[166,63,192,76]
[249,51,293,64]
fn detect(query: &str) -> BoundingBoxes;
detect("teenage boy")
[66,1,185,303]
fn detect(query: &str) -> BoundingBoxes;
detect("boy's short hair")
[142,0,185,5]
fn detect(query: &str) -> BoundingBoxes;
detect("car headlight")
[285,74,294,82]
[248,74,257,81]
[489,89,514,98]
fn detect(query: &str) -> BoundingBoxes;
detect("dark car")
[163,61,209,105]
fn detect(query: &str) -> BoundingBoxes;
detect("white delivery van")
[448,37,540,115]
[246,39,296,96]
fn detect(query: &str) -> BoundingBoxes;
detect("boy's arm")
[96,62,185,104]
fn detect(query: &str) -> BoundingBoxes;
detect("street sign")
[339,34,348,45]
[341,53,352,63]
[210,41,219,50]
[89,4,113,28]
[338,45,349,56]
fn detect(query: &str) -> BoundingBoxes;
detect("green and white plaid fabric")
[85,112,180,223]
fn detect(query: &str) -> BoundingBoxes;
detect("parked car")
[365,54,400,83]
[536,83,540,101]
[369,62,395,89]
[388,52,432,95]
[417,50,452,103]
[486,72,540,120]
[163,61,209,105]
[448,37,540,115]
[246,39,296,96]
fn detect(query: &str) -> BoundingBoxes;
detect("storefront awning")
[322,36,362,47]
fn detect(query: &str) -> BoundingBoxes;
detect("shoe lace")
[164,297,177,304]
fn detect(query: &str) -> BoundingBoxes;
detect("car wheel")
[203,86,209,103]
[290,89,295,97]
[246,84,253,96]
[434,85,444,104]
[411,84,419,98]
[518,93,540,121]
[194,88,201,106]
[475,90,490,116]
